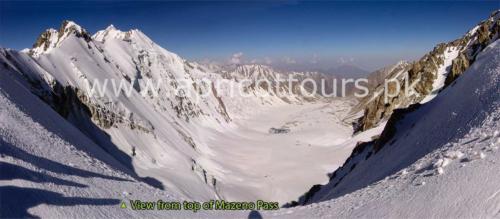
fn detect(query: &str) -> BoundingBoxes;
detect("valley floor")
[204,101,357,203]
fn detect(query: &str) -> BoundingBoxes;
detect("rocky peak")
[229,64,282,81]
[29,28,58,57]
[30,20,91,57]
[235,64,274,74]
[58,20,84,35]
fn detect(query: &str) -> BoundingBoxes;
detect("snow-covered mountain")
[1,9,499,219]
[0,20,360,205]
[3,20,239,200]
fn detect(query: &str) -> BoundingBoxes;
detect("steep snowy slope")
[0,58,180,218]
[3,41,220,200]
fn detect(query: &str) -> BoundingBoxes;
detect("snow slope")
[0,60,181,218]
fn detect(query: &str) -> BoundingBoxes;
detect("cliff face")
[356,10,500,132]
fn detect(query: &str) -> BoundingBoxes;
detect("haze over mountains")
[322,64,370,78]
[0,7,499,219]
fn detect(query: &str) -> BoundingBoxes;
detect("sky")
[0,1,498,71]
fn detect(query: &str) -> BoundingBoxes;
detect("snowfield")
[203,100,375,203]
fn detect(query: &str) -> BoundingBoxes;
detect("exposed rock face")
[31,30,55,54]
[355,10,500,132]
[210,82,231,122]
[58,20,92,42]
[372,103,421,152]
[478,20,493,46]
[30,20,92,57]
[48,80,156,133]
[409,44,445,96]
[445,52,470,86]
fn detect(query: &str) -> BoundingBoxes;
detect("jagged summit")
[92,23,152,45]
[219,63,285,82]
[29,20,157,57]
[234,64,275,74]
[29,20,91,57]
[59,20,84,34]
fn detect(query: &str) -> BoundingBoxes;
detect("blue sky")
[0,1,498,71]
